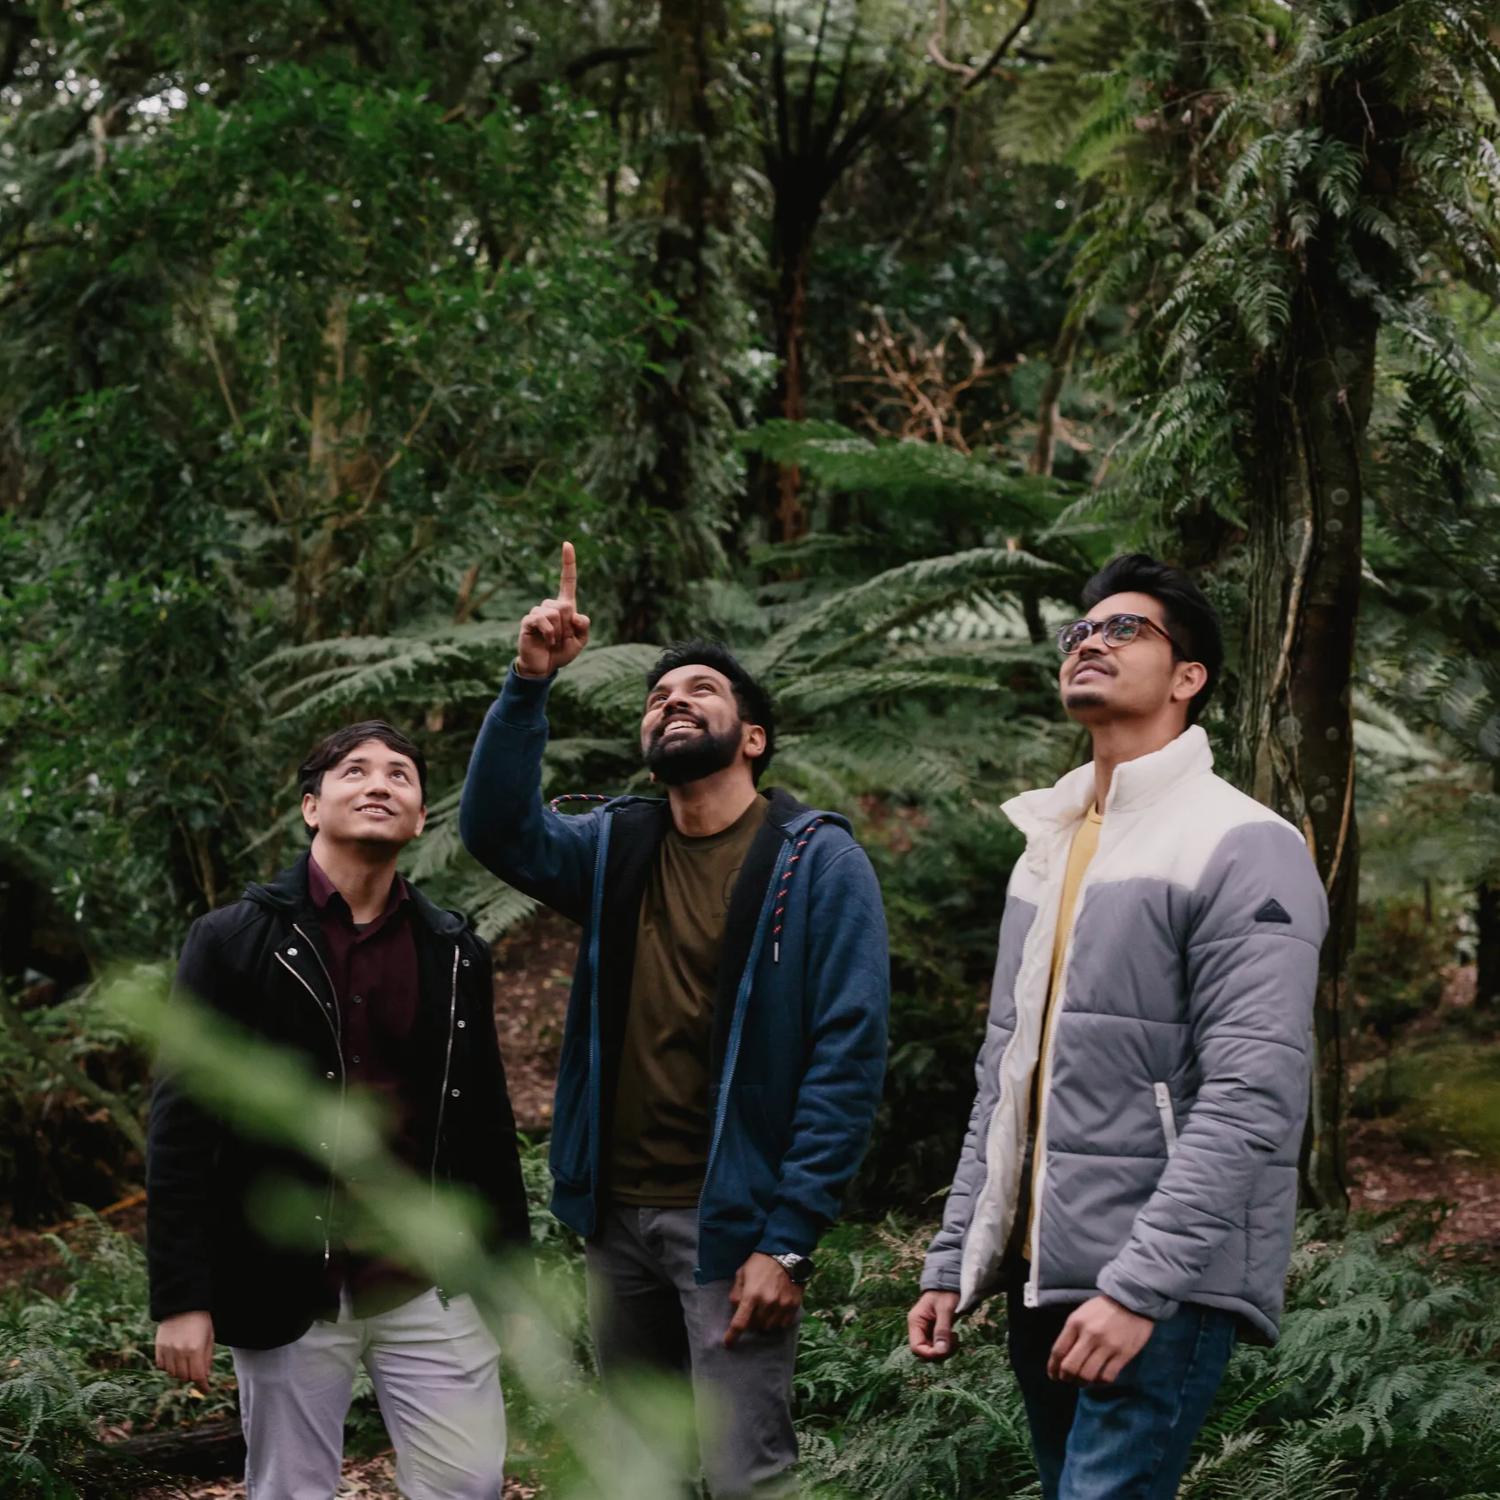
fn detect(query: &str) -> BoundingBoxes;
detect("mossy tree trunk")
[1236,20,1404,1214]
[617,0,733,641]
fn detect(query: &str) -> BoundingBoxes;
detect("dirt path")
[137,1455,539,1498]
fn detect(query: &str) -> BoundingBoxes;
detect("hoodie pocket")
[1152,1082,1179,1158]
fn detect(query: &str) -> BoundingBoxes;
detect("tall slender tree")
[1013,0,1500,1207]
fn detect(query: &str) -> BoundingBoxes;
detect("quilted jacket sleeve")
[1096,820,1327,1320]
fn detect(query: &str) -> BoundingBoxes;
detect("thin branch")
[963,0,1041,92]
[562,43,653,81]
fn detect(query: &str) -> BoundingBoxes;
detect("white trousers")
[231,1288,505,1500]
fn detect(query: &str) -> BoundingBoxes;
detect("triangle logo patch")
[1254,898,1292,924]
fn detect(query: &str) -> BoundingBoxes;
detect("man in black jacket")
[147,721,529,1500]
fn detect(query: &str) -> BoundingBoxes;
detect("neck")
[666,768,760,837]
[309,835,401,923]
[1087,714,1188,812]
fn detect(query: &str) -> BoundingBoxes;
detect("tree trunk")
[1477,762,1500,1013]
[1237,229,1382,1219]
[617,0,730,641]
[770,233,814,542]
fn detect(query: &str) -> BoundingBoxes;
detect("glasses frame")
[1056,612,1182,658]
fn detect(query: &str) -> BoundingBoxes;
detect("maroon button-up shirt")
[307,854,428,1314]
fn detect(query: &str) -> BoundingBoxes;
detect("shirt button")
[351,1055,361,1064]
[287,946,299,957]
[462,958,471,968]
[324,1071,335,1081]
[457,1020,466,1030]
[352,995,363,1005]
[451,1088,461,1098]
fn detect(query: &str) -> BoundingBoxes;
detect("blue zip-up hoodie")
[459,668,890,1281]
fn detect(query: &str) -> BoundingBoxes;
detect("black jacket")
[146,854,530,1350]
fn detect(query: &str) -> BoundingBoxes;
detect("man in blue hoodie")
[459,543,889,1499]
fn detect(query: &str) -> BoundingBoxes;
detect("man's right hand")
[516,540,591,678]
[908,1289,960,1361]
[155,1309,215,1386]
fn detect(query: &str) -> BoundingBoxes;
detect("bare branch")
[963,0,1041,92]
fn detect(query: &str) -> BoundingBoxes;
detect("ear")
[741,723,767,764]
[301,791,320,833]
[1171,661,1208,707]
[413,803,428,838]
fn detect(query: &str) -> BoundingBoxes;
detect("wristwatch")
[769,1252,816,1285]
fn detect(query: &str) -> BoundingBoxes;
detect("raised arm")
[459,542,603,922]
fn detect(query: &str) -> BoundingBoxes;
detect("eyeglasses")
[1056,613,1180,657]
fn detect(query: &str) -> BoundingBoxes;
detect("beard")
[644,718,743,786]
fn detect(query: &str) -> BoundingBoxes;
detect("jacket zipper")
[1153,1082,1179,1156]
[430,944,461,1193]
[274,943,344,1267]
[693,838,784,1268]
[1024,821,1110,1309]
[584,817,613,1231]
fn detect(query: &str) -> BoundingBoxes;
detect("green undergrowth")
[1365,1038,1500,1163]
[0,1213,237,1496]
[5,1160,1499,1498]
[795,1210,1500,1500]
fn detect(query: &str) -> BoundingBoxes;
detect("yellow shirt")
[1024,803,1103,1251]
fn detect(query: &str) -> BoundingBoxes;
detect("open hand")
[155,1309,215,1386]
[724,1253,803,1347]
[1047,1294,1154,1384]
[517,541,591,678]
[908,1289,960,1360]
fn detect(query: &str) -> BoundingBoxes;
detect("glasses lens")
[1104,615,1141,645]
[1058,621,1091,655]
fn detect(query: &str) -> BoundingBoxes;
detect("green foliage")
[0,1215,236,1495]
[794,1214,1500,1499]
[0,9,656,960]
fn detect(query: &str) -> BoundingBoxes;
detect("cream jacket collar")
[1002,725,1215,840]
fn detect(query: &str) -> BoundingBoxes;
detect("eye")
[342,766,362,777]
[391,768,408,781]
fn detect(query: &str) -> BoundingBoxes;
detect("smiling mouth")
[355,805,395,817]
[658,716,705,741]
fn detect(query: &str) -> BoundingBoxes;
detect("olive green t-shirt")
[610,795,769,1207]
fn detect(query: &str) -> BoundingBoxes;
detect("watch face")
[782,1254,814,1285]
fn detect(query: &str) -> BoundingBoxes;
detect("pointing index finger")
[559,541,577,606]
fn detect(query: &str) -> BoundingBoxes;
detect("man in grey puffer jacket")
[908,555,1327,1500]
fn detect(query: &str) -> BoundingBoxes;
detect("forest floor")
[2,920,1496,1497]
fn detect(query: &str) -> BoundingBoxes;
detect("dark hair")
[645,641,776,783]
[1079,553,1223,724]
[298,721,429,802]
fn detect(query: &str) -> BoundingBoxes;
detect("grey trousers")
[585,1205,800,1500]
[230,1287,505,1500]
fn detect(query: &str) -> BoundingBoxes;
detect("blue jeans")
[1006,1284,1237,1500]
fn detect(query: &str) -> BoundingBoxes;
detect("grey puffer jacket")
[921,728,1327,1344]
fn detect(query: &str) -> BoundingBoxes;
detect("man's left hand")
[724,1253,804,1348]
[1047,1295,1154,1385]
